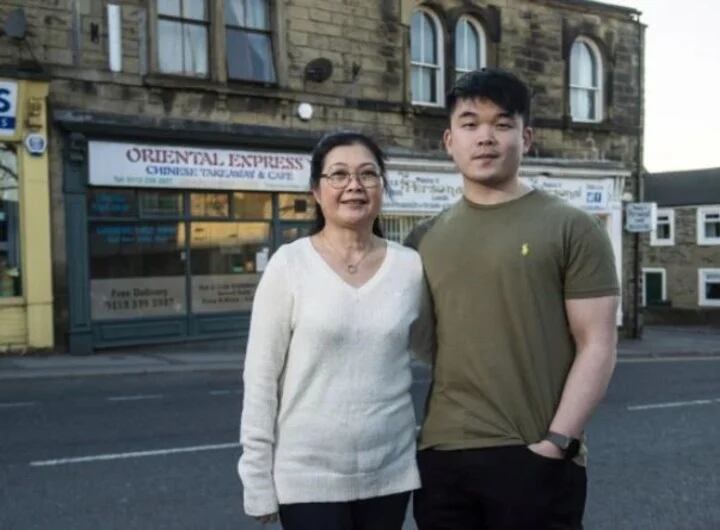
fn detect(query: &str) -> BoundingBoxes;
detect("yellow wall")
[0,78,53,350]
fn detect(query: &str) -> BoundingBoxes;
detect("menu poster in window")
[91,277,186,320]
[191,274,260,313]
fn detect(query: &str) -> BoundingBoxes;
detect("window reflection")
[233,192,272,219]
[191,192,230,218]
[278,193,315,220]
[190,222,270,274]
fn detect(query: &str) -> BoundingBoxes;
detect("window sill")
[411,104,447,119]
[563,116,613,133]
[0,296,25,306]
[650,240,674,247]
[697,240,720,246]
[143,73,285,99]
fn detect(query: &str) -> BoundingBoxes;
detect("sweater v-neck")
[305,236,394,294]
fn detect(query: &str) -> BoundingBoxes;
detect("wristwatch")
[544,431,581,460]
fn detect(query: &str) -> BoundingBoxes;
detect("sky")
[601,0,720,173]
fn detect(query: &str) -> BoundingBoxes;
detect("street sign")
[0,81,18,137]
[625,202,656,232]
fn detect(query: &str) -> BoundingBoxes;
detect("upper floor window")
[697,207,720,245]
[225,0,276,83]
[455,16,486,79]
[157,0,209,77]
[651,208,675,246]
[569,37,602,122]
[411,9,444,106]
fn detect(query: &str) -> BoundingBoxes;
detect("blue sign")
[0,82,19,136]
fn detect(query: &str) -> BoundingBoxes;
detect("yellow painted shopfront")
[0,77,53,351]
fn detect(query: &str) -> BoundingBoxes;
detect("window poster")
[191,274,260,313]
[90,277,186,320]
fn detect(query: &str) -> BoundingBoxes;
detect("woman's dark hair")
[309,131,388,237]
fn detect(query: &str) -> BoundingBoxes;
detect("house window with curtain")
[455,16,486,79]
[569,37,602,122]
[225,0,277,83]
[157,0,209,77]
[411,9,443,106]
[697,207,720,245]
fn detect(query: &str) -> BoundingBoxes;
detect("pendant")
[347,264,358,274]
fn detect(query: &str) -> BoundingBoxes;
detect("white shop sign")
[0,81,18,137]
[90,277,186,320]
[88,141,312,192]
[625,202,657,232]
[524,176,614,213]
[384,170,463,214]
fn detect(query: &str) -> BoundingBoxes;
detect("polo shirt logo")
[521,243,530,256]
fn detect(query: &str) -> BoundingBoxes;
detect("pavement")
[1,326,719,381]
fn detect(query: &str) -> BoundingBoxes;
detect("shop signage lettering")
[524,176,613,213]
[89,141,311,192]
[384,170,464,214]
[191,274,260,314]
[90,277,186,320]
[0,81,18,136]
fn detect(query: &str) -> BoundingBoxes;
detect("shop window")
[190,221,271,313]
[699,269,720,307]
[455,16,486,79]
[569,37,603,122]
[191,192,230,218]
[88,189,137,218]
[157,0,209,77]
[411,9,444,106]
[278,193,315,220]
[697,207,720,245]
[88,222,187,320]
[0,144,20,298]
[139,191,184,218]
[225,0,277,83]
[233,191,272,219]
[651,209,674,246]
[642,268,666,307]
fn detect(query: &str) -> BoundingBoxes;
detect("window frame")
[410,8,445,108]
[641,267,666,307]
[651,208,675,246]
[155,0,211,78]
[224,0,277,84]
[454,15,487,79]
[569,36,604,123]
[698,268,720,307]
[697,206,720,245]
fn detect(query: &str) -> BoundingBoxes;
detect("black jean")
[278,491,411,530]
[414,446,587,530]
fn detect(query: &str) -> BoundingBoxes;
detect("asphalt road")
[1,359,719,530]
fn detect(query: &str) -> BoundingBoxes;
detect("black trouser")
[414,446,587,530]
[279,491,411,530]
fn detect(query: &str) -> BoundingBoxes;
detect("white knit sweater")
[238,237,432,516]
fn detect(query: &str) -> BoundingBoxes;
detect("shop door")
[644,271,664,306]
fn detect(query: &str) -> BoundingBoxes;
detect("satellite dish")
[4,8,27,39]
[304,58,333,83]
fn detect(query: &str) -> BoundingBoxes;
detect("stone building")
[0,0,645,353]
[642,168,720,325]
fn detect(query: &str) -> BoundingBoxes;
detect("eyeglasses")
[320,168,383,189]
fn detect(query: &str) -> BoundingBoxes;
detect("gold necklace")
[321,234,375,274]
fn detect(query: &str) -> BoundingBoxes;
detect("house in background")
[643,168,720,325]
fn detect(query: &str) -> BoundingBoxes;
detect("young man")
[406,68,619,529]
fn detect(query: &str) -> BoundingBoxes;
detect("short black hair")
[309,130,388,237]
[446,68,532,126]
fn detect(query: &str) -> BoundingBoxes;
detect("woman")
[238,131,432,529]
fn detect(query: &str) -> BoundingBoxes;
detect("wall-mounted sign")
[88,141,311,192]
[625,202,656,232]
[24,133,47,155]
[384,170,463,214]
[524,176,614,213]
[0,81,19,137]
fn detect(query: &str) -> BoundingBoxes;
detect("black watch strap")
[544,431,580,460]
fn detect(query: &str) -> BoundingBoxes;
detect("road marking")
[0,401,36,409]
[30,442,241,467]
[627,398,719,411]
[106,394,164,402]
[208,389,241,396]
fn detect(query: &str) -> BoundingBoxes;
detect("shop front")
[62,133,628,353]
[0,77,53,351]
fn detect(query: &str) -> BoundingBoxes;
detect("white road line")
[627,399,718,411]
[106,394,164,402]
[0,401,36,409]
[208,389,241,396]
[30,442,241,467]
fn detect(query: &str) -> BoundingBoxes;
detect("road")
[1,359,719,529]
